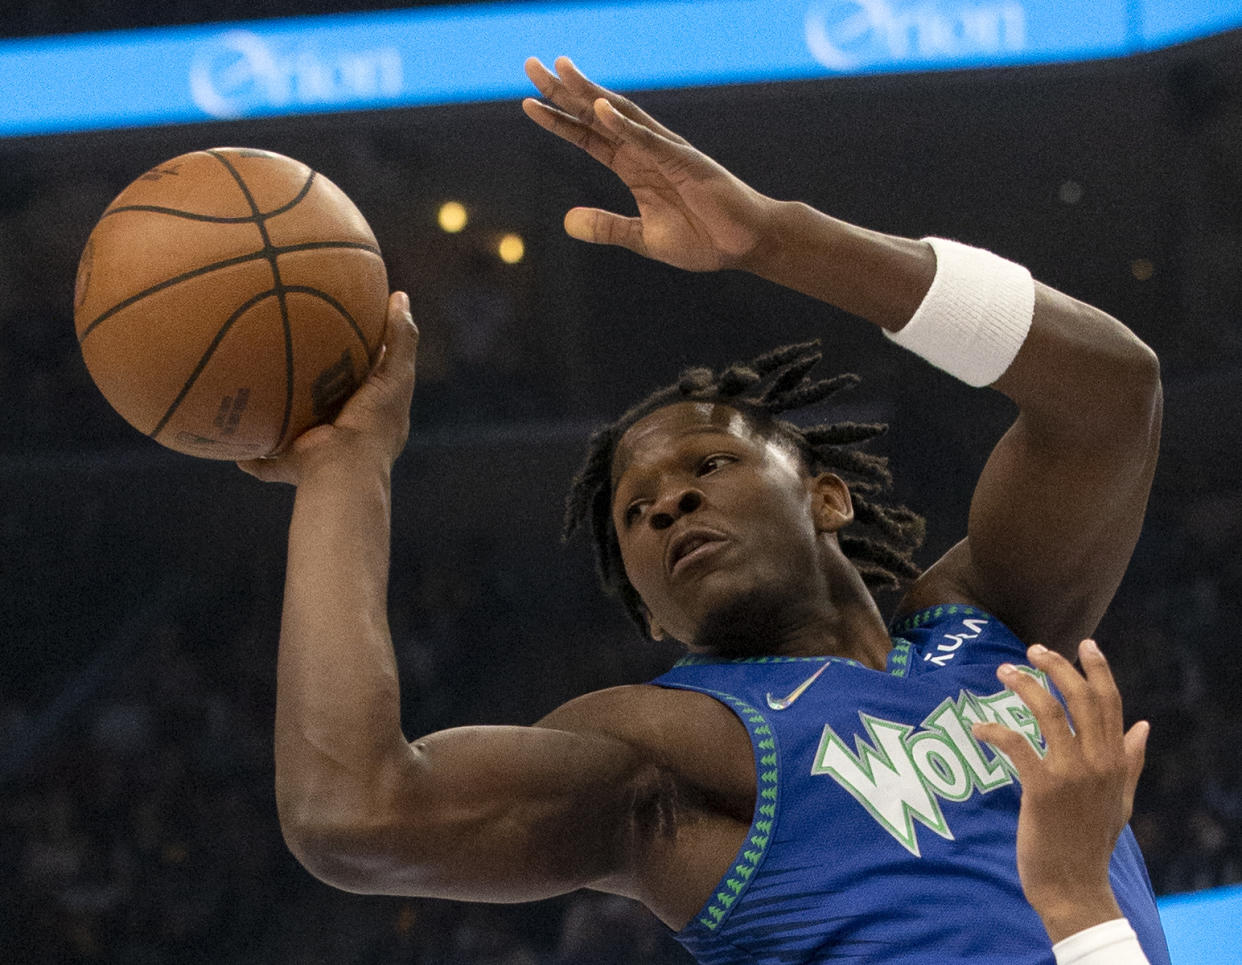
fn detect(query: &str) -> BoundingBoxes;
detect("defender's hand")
[523,56,777,272]
[973,641,1150,943]
[237,291,418,485]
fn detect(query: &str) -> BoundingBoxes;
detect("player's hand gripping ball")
[73,148,388,459]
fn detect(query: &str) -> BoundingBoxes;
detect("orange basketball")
[73,147,388,460]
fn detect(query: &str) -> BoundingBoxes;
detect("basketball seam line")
[76,242,380,345]
[102,206,265,224]
[207,149,296,453]
[150,287,280,440]
[281,286,373,354]
[100,167,318,224]
[145,287,374,443]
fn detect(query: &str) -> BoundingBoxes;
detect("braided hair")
[563,340,926,635]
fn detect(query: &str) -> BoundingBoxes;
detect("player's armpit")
[279,720,664,904]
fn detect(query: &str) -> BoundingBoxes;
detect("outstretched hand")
[973,641,1149,943]
[522,56,776,272]
[237,291,418,485]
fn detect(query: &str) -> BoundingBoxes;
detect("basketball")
[73,147,388,460]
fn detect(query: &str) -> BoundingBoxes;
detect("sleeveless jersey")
[651,605,1170,965]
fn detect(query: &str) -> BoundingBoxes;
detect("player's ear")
[812,472,854,533]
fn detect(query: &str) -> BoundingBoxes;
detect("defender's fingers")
[1024,644,1106,745]
[524,56,572,108]
[522,97,621,169]
[997,662,1075,749]
[972,720,1042,778]
[1076,639,1126,742]
[554,56,688,144]
[563,207,646,254]
[592,98,695,174]
[1121,720,1150,806]
[524,56,556,93]
[525,57,621,140]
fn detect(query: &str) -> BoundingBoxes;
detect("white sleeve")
[1052,918,1151,965]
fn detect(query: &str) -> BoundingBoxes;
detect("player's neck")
[777,589,890,666]
[827,559,893,667]
[688,568,891,667]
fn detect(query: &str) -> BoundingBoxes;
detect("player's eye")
[697,454,736,476]
[623,502,646,526]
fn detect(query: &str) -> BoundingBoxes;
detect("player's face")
[611,402,839,649]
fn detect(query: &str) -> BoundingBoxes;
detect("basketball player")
[239,57,1168,963]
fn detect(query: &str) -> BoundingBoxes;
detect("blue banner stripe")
[2,0,1241,137]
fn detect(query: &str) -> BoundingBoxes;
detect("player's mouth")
[667,527,731,576]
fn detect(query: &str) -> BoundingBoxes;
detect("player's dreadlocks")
[563,340,926,636]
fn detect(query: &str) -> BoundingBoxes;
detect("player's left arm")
[901,284,1162,654]
[523,56,1161,653]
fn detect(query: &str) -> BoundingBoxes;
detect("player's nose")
[650,488,703,530]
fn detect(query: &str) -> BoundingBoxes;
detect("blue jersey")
[651,605,1170,965]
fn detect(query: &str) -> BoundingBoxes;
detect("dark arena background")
[2,1,1240,962]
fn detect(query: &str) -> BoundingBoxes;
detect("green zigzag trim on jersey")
[689,689,778,934]
[887,637,913,678]
[890,604,983,635]
[673,653,862,668]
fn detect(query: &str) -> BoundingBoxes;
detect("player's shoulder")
[893,539,983,622]
[537,683,735,740]
[536,683,754,802]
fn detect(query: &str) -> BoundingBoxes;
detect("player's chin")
[689,581,798,657]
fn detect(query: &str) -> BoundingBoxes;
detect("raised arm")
[906,283,1161,651]
[524,57,1162,653]
[238,295,664,904]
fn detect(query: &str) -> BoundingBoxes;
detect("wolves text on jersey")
[810,669,1050,855]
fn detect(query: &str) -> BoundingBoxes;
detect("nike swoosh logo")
[765,661,830,710]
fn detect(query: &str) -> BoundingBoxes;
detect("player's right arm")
[238,294,665,903]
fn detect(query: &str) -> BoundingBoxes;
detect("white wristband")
[1052,919,1151,965]
[884,237,1035,387]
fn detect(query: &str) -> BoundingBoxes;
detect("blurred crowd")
[1102,516,1242,896]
